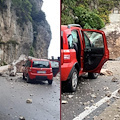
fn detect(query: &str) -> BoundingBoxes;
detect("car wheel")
[68,68,78,92]
[48,79,53,85]
[23,73,25,80]
[26,74,31,83]
[88,73,99,79]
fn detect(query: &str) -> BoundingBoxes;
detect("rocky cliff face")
[102,13,120,59]
[0,0,51,65]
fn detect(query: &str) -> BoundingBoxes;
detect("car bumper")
[29,73,53,81]
[61,63,72,81]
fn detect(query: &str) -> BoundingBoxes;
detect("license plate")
[37,71,46,74]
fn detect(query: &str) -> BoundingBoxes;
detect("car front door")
[82,29,109,73]
[49,60,60,77]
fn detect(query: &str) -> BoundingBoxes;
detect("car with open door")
[61,24,109,92]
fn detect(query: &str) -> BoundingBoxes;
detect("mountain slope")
[0,0,51,65]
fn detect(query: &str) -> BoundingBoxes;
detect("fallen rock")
[67,95,74,99]
[111,77,118,82]
[30,94,33,96]
[100,69,113,76]
[90,100,94,103]
[114,114,120,118]
[91,94,97,98]
[84,106,90,110]
[9,54,27,76]
[26,99,32,104]
[103,87,109,91]
[19,116,25,120]
[62,100,68,104]
[105,91,112,97]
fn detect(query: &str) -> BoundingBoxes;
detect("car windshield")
[32,61,50,68]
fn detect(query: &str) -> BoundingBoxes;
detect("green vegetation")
[62,0,120,29]
[11,0,46,27]
[29,46,35,57]
[12,0,32,26]
[74,6,105,29]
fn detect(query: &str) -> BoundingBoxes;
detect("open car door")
[81,29,109,73]
[49,60,60,77]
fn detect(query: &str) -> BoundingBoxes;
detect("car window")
[67,30,79,49]
[32,61,50,68]
[50,61,59,68]
[84,31,104,48]
[83,32,91,48]
[71,30,78,43]
[67,34,73,48]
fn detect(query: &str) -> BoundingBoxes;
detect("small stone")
[26,99,32,104]
[91,94,97,98]
[67,95,74,99]
[61,100,68,104]
[105,91,112,97]
[19,116,25,120]
[114,114,120,118]
[90,100,94,103]
[103,87,109,91]
[30,94,33,96]
[84,106,89,110]
[111,77,118,82]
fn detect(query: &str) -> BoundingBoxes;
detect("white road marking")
[73,89,119,120]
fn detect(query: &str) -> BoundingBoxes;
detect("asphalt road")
[61,73,120,120]
[0,73,60,120]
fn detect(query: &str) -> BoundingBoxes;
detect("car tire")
[26,74,31,83]
[68,68,78,92]
[23,73,25,80]
[88,73,99,79]
[48,79,53,85]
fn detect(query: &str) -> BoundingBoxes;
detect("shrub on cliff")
[12,0,32,25]
[74,7,105,29]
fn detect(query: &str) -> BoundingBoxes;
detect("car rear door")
[81,29,109,73]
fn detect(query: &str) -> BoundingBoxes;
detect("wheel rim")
[72,72,78,90]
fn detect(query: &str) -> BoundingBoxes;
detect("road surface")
[0,73,60,120]
[61,60,120,120]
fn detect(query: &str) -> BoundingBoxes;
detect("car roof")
[61,25,68,31]
[61,24,82,31]
[29,58,50,62]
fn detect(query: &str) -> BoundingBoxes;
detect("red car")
[61,24,109,92]
[23,58,53,84]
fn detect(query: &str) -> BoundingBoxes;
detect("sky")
[42,0,60,59]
